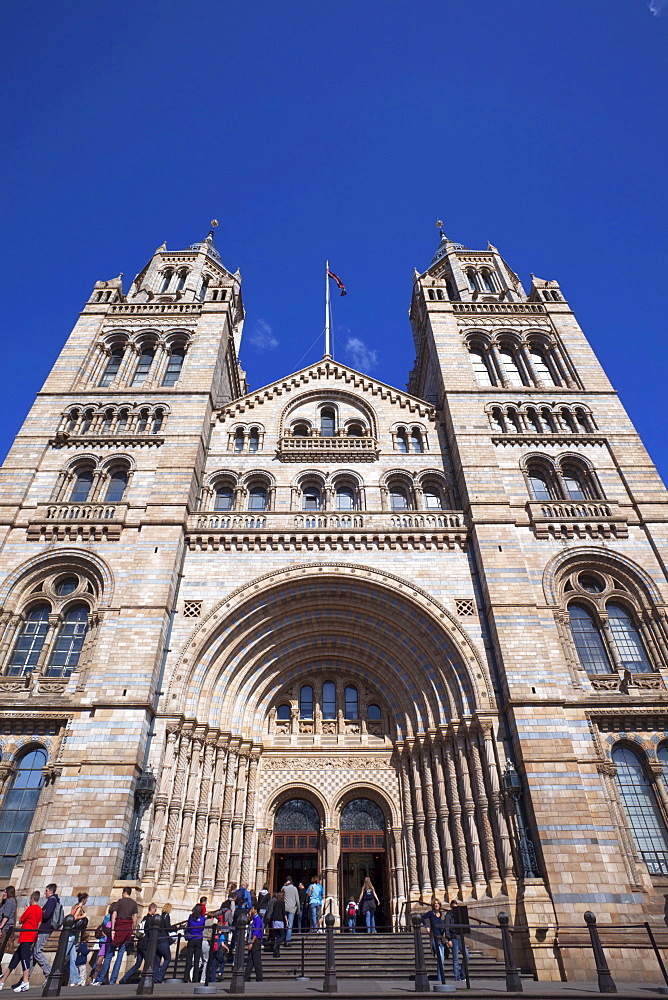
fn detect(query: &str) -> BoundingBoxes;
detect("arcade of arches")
[142,569,518,924]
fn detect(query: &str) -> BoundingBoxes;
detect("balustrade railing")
[189,511,463,532]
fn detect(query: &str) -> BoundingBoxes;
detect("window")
[303,486,321,511]
[344,685,359,719]
[248,486,268,511]
[526,409,542,433]
[71,469,93,503]
[390,484,410,510]
[613,746,668,876]
[199,275,210,301]
[499,349,524,387]
[347,423,364,437]
[446,279,456,301]
[367,703,381,721]
[99,348,124,387]
[104,469,128,503]
[117,410,129,433]
[481,270,494,293]
[490,407,505,433]
[336,486,355,511]
[162,348,185,386]
[175,269,188,292]
[137,409,149,433]
[340,798,385,831]
[276,704,291,722]
[466,268,478,292]
[568,603,613,674]
[66,410,79,434]
[575,409,591,433]
[55,576,78,597]
[80,410,93,434]
[423,482,443,510]
[528,469,554,502]
[152,409,164,434]
[562,467,589,502]
[0,748,47,878]
[101,410,114,433]
[160,269,173,293]
[322,681,336,720]
[132,347,155,386]
[507,408,522,433]
[215,486,234,511]
[470,350,494,387]
[274,798,319,831]
[46,605,88,677]
[234,429,245,453]
[411,428,424,453]
[396,428,409,453]
[607,603,651,673]
[249,428,259,453]
[541,407,557,433]
[293,423,309,436]
[6,606,50,675]
[300,685,314,719]
[560,408,577,433]
[320,408,335,437]
[529,350,558,386]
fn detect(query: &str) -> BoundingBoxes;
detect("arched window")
[6,606,50,675]
[248,486,268,511]
[117,410,129,433]
[446,279,456,301]
[575,409,591,433]
[101,409,114,433]
[0,748,47,878]
[322,681,336,720]
[234,428,245,453]
[612,746,668,875]
[541,407,557,433]
[336,485,356,511]
[137,408,149,433]
[481,270,494,293]
[507,408,522,433]
[466,268,478,292]
[396,428,409,453]
[389,483,410,510]
[529,349,558,386]
[199,275,210,301]
[55,576,78,596]
[568,603,613,674]
[428,289,435,300]
[344,685,359,719]
[320,408,335,437]
[303,485,321,511]
[214,485,234,511]
[367,704,381,720]
[160,269,173,293]
[65,410,79,434]
[151,409,164,434]
[162,347,185,386]
[423,481,443,510]
[274,798,319,831]
[71,469,94,503]
[607,603,652,673]
[527,468,555,502]
[562,466,590,502]
[411,428,424,453]
[46,605,88,677]
[104,468,128,503]
[498,349,524,387]
[436,288,445,300]
[249,428,259,454]
[347,423,364,437]
[293,423,309,436]
[276,704,291,722]
[131,347,155,386]
[470,350,494,387]
[80,410,93,434]
[99,348,124,387]
[299,685,314,719]
[526,409,542,433]
[175,269,188,292]
[340,798,384,831]
[560,408,577,433]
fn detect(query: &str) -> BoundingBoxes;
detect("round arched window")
[340,798,385,831]
[274,798,320,831]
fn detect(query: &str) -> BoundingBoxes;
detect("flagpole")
[325,260,331,358]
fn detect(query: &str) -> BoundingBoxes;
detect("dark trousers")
[244,939,263,981]
[183,939,202,982]
[120,949,146,984]
[153,942,171,983]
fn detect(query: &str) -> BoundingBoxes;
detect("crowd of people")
[0,877,466,988]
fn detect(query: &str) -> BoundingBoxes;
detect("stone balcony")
[26,502,127,541]
[526,499,628,540]
[277,435,380,462]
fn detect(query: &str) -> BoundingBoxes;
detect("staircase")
[253,932,532,981]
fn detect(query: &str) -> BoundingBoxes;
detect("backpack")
[51,900,64,931]
[347,902,356,918]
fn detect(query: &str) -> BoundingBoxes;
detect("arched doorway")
[271,797,321,893]
[340,797,389,930]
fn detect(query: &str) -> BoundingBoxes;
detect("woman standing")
[271,892,287,958]
[153,903,172,984]
[421,897,447,983]
[183,903,205,983]
[66,892,88,985]
[358,877,380,933]
[0,887,17,971]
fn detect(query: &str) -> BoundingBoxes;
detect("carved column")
[255,829,272,891]
[431,736,457,892]
[419,743,444,894]
[489,344,510,388]
[398,749,420,896]
[228,749,249,883]
[442,735,472,893]
[468,727,499,891]
[189,737,215,888]
[215,741,239,892]
[159,728,191,883]
[323,829,340,914]
[389,825,406,910]
[0,764,16,810]
[409,745,432,896]
[145,727,178,882]
[0,614,21,662]
[174,734,203,885]
[597,761,638,886]
[455,728,485,895]
[520,345,543,388]
[240,750,260,884]
[203,740,228,890]
[480,721,514,882]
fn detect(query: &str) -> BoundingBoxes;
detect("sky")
[0,0,667,482]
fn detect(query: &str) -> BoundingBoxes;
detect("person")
[243,905,263,982]
[271,891,287,958]
[358,877,379,933]
[345,897,358,933]
[0,889,41,993]
[0,887,17,971]
[74,933,90,986]
[153,903,172,984]
[234,881,252,912]
[90,908,112,984]
[32,882,62,978]
[421,898,447,984]
[281,877,300,946]
[182,903,205,983]
[256,884,270,918]
[307,875,323,932]
[119,903,157,984]
[66,892,88,987]
[92,886,138,985]
[444,899,469,982]
[297,882,308,932]
[210,910,230,982]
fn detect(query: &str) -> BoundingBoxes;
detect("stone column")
[479,721,514,884]
[189,737,215,888]
[215,741,239,893]
[409,745,432,897]
[145,727,178,882]
[174,734,203,885]
[202,740,228,890]
[398,749,420,897]
[520,345,543,387]
[389,825,406,917]
[419,743,444,894]
[240,750,260,884]
[255,829,272,891]
[0,614,21,661]
[159,728,191,884]
[455,729,486,895]
[441,735,472,894]
[431,736,457,893]
[323,829,340,919]
[468,727,500,893]
[228,749,249,884]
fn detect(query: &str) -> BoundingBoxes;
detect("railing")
[452,301,546,314]
[43,502,123,521]
[109,302,202,314]
[277,436,380,461]
[526,499,628,539]
[188,511,464,532]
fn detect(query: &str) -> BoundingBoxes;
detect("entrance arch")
[339,797,389,930]
[270,796,321,896]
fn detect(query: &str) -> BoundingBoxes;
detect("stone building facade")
[0,227,667,980]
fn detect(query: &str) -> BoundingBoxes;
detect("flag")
[327,269,347,296]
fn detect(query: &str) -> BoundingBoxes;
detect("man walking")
[243,905,263,982]
[0,890,42,993]
[92,886,138,985]
[280,877,300,946]
[32,883,62,979]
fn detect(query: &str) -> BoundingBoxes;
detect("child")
[345,897,358,933]
[76,932,90,985]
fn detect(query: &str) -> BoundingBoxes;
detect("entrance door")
[272,798,321,898]
[341,851,388,930]
[273,851,319,893]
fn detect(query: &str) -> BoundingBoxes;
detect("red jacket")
[18,904,42,944]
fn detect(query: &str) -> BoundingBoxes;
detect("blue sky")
[1,0,666,482]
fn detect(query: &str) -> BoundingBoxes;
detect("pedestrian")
[0,887,17,971]
[306,875,323,932]
[182,903,205,983]
[74,933,90,985]
[91,886,139,985]
[256,884,270,918]
[153,903,172,984]
[345,897,358,933]
[243,905,263,982]
[444,900,469,982]
[209,921,229,982]
[262,892,276,951]
[32,882,63,978]
[233,881,252,912]
[297,882,308,932]
[271,891,287,958]
[281,877,300,946]
[66,892,88,987]
[0,889,42,993]
[90,908,112,984]
[199,897,208,917]
[358,877,379,933]
[421,898,447,983]
[119,903,157,984]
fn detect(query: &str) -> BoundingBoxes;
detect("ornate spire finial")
[207,219,219,240]
[436,219,446,240]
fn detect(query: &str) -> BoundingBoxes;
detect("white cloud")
[344,336,379,371]
[248,318,278,351]
[650,0,668,13]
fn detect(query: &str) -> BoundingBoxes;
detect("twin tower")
[0,227,667,981]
